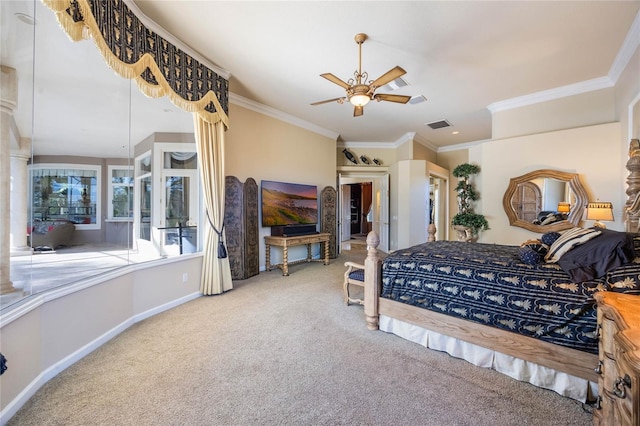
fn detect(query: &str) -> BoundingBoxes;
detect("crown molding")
[229,93,339,140]
[487,10,639,114]
[437,139,491,153]
[609,9,640,82]
[413,134,438,152]
[487,76,614,113]
[124,0,230,79]
[338,132,416,149]
[337,140,396,149]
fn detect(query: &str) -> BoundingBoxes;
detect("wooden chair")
[343,261,365,305]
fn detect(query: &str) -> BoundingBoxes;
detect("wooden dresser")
[594,292,640,425]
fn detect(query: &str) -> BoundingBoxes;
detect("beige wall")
[413,141,438,163]
[396,139,413,162]
[492,88,616,141]
[226,104,336,188]
[452,43,638,245]
[614,47,640,198]
[336,145,396,167]
[474,122,621,245]
[225,103,337,267]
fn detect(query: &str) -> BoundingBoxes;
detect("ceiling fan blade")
[354,105,364,117]
[320,73,350,89]
[370,66,407,88]
[311,97,345,106]
[374,93,411,104]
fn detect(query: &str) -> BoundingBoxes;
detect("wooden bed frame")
[361,138,640,385]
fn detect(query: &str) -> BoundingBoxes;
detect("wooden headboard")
[625,139,640,233]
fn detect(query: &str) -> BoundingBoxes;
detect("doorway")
[338,173,389,253]
[427,161,450,242]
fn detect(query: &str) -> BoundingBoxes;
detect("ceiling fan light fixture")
[312,33,411,115]
[350,94,371,107]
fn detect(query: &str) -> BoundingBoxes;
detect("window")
[30,165,101,230]
[108,165,133,220]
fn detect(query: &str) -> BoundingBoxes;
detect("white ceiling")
[3,1,640,157]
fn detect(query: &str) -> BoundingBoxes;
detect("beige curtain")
[44,0,233,294]
[193,114,233,295]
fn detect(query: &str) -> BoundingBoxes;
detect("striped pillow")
[544,227,601,263]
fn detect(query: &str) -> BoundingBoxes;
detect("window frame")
[29,163,102,230]
[107,165,134,221]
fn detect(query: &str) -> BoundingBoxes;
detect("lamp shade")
[586,202,613,228]
[349,94,371,107]
[557,202,570,213]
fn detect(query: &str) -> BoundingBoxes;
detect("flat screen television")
[261,180,318,227]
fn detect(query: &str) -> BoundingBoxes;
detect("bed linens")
[557,228,635,282]
[380,241,602,354]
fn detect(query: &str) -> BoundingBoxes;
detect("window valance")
[43,0,229,126]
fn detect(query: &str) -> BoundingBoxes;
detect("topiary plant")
[451,163,489,240]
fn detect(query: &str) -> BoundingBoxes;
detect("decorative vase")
[342,149,358,165]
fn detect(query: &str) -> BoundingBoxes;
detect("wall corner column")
[1,66,18,294]
[11,137,32,256]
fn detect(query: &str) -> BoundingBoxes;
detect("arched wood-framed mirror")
[502,169,588,232]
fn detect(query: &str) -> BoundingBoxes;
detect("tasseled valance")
[43,0,229,126]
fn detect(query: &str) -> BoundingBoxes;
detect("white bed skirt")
[379,314,598,403]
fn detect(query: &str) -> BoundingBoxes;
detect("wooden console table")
[264,233,330,276]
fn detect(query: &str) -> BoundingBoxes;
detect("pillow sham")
[541,231,561,247]
[519,239,549,256]
[631,233,640,258]
[557,228,635,282]
[519,245,542,265]
[544,227,601,263]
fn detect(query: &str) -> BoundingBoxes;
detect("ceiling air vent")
[426,119,452,130]
[380,77,408,92]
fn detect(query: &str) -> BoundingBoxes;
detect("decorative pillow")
[520,239,549,256]
[540,214,562,225]
[631,233,640,258]
[558,228,635,282]
[541,231,561,247]
[519,245,542,265]
[545,227,602,263]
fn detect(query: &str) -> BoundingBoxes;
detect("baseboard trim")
[0,292,201,424]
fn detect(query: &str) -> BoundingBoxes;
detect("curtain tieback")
[206,212,228,259]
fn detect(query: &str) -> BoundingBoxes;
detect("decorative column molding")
[11,137,32,256]
[1,66,18,294]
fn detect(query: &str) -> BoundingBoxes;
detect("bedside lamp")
[557,202,570,216]
[586,202,614,228]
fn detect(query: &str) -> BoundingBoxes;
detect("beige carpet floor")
[7,247,592,425]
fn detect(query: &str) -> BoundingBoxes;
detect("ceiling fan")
[311,33,411,117]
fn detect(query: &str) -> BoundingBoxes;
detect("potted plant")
[451,163,489,242]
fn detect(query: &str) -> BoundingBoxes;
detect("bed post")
[364,231,381,330]
[625,139,640,232]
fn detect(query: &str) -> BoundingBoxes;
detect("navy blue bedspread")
[381,241,608,354]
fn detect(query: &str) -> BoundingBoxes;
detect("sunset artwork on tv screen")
[261,180,318,227]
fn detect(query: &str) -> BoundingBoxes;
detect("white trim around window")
[29,163,102,231]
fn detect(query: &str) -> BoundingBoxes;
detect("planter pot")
[453,225,475,242]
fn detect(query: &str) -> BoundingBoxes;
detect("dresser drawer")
[600,315,617,357]
[594,292,640,425]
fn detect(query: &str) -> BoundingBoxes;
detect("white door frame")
[426,161,450,241]
[338,171,390,252]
